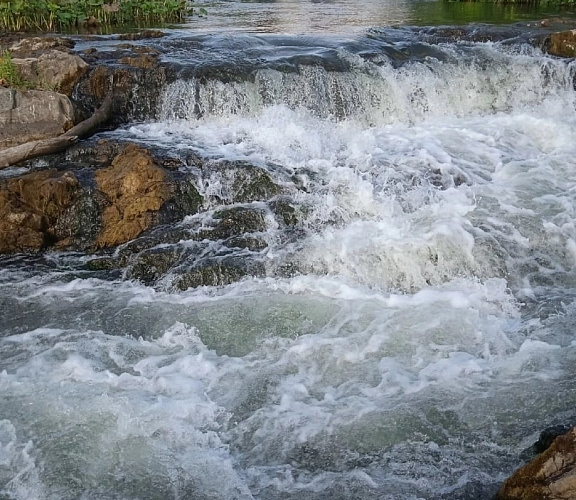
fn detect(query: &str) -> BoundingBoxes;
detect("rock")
[0,142,204,255]
[127,246,187,285]
[223,236,268,251]
[12,50,88,95]
[0,88,74,148]
[75,62,170,124]
[534,425,573,454]
[201,160,282,205]
[173,256,266,290]
[8,37,74,56]
[0,170,83,253]
[119,54,159,69]
[52,189,103,249]
[209,207,268,239]
[94,144,171,248]
[118,30,165,41]
[543,30,576,58]
[495,426,576,500]
[270,198,308,227]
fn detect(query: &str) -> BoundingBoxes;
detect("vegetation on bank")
[446,0,575,5]
[0,0,193,31]
[0,50,31,88]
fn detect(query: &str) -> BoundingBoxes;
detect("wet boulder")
[201,160,282,205]
[94,144,173,248]
[0,143,204,254]
[74,52,171,123]
[209,207,268,238]
[496,426,576,500]
[7,36,75,56]
[0,170,84,252]
[173,256,266,291]
[538,30,576,58]
[549,30,576,57]
[127,245,189,285]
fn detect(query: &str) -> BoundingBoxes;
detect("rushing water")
[3,2,576,499]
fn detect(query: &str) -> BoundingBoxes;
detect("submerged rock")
[201,160,282,205]
[495,426,576,500]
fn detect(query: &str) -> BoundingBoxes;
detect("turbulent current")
[3,9,576,500]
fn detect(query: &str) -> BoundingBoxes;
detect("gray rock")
[13,50,88,95]
[0,88,74,148]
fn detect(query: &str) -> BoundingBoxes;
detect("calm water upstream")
[2,1,576,499]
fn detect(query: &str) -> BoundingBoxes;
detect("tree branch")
[0,89,114,169]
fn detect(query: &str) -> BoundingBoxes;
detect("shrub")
[0,50,31,89]
[0,0,192,32]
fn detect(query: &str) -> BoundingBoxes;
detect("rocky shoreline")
[2,25,576,499]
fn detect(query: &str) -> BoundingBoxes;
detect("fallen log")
[0,90,114,169]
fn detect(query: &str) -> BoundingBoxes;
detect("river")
[2,1,576,499]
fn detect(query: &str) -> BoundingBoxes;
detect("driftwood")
[0,90,114,169]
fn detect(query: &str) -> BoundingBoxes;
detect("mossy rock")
[202,160,282,204]
[223,235,268,251]
[210,207,268,238]
[127,246,186,285]
[269,198,310,227]
[173,256,266,290]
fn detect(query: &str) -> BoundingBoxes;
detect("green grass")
[0,50,31,88]
[445,0,576,5]
[0,0,193,32]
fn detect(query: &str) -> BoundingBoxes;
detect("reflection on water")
[184,0,573,34]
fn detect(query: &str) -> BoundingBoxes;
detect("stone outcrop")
[94,145,171,248]
[0,88,75,149]
[0,143,203,253]
[496,426,576,500]
[12,50,88,95]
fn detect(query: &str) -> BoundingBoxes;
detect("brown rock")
[0,88,74,148]
[0,170,81,253]
[547,30,576,58]
[95,144,170,248]
[119,54,158,69]
[496,426,576,500]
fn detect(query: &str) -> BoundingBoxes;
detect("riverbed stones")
[0,89,75,148]
[495,426,576,500]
